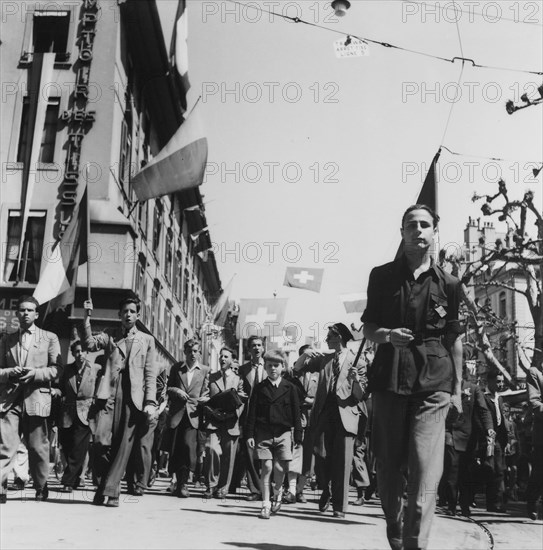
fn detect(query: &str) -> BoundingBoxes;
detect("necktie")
[19,330,31,366]
[331,353,341,390]
[494,397,502,426]
[254,365,261,385]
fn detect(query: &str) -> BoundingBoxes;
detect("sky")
[158,0,543,345]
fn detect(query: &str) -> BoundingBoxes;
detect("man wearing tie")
[0,295,62,503]
[166,339,210,497]
[202,347,246,498]
[234,335,267,501]
[84,293,157,507]
[58,340,101,492]
[295,323,367,518]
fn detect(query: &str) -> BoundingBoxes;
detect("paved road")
[1,479,541,549]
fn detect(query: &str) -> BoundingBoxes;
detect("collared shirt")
[18,324,36,366]
[268,377,281,388]
[362,256,462,395]
[486,391,502,427]
[252,359,264,385]
[186,363,200,386]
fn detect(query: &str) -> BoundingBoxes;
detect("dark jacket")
[245,377,303,444]
[483,391,509,449]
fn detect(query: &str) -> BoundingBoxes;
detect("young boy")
[246,349,302,519]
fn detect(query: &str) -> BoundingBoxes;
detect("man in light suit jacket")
[526,361,543,520]
[202,347,246,498]
[58,340,101,492]
[166,338,210,497]
[0,295,62,503]
[294,323,367,518]
[84,293,157,507]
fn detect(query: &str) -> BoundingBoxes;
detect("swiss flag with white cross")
[236,298,288,339]
[283,267,324,293]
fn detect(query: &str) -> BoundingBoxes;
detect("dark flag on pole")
[395,148,441,260]
[170,0,190,111]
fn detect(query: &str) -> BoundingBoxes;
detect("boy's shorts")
[255,427,292,461]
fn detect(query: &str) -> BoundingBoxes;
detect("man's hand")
[348,364,359,381]
[450,393,463,414]
[19,368,36,384]
[10,366,24,379]
[143,404,157,422]
[83,300,93,319]
[390,328,414,348]
[247,437,255,449]
[304,348,324,359]
[197,396,210,403]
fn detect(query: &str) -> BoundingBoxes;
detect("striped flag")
[33,184,88,310]
[131,104,208,201]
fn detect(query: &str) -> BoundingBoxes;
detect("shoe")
[319,488,331,513]
[11,478,26,491]
[59,486,73,493]
[527,508,537,521]
[132,487,144,497]
[460,507,471,517]
[246,493,261,501]
[106,497,120,507]
[76,479,86,489]
[296,492,306,503]
[353,496,365,506]
[0,494,6,504]
[271,499,282,514]
[176,485,190,498]
[282,491,296,504]
[203,488,213,499]
[333,511,345,518]
[259,506,271,519]
[35,487,49,501]
[92,492,105,506]
[213,489,226,499]
[445,509,457,516]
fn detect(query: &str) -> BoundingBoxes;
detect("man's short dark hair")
[119,291,141,312]
[247,335,264,347]
[298,344,311,356]
[70,340,83,353]
[487,369,504,381]
[17,295,40,309]
[184,338,200,352]
[220,346,235,357]
[401,204,440,229]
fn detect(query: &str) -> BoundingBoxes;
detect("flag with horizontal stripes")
[33,183,88,310]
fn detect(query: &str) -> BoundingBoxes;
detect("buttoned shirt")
[186,363,200,386]
[269,377,281,388]
[18,325,36,366]
[362,256,462,395]
[252,359,264,385]
[487,392,502,427]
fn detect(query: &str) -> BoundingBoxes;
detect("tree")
[441,179,542,380]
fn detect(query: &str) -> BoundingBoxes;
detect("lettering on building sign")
[58,0,98,237]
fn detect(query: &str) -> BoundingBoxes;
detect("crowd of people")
[1,204,542,550]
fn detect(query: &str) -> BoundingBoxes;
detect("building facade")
[0,0,222,370]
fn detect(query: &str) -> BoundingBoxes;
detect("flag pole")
[85,164,92,317]
[353,337,367,369]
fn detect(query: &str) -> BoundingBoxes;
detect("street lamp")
[331,0,351,17]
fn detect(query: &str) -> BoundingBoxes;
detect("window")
[4,211,46,283]
[152,201,163,257]
[119,112,132,197]
[151,283,159,335]
[183,268,189,316]
[138,201,148,237]
[33,11,70,56]
[165,305,172,350]
[17,97,30,162]
[40,98,60,162]
[164,230,173,284]
[174,251,183,300]
[499,292,507,318]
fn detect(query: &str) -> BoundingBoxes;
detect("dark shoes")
[527,505,537,521]
[59,486,73,493]
[176,485,190,498]
[282,491,296,504]
[203,488,214,499]
[319,488,331,513]
[35,487,49,501]
[296,492,307,503]
[0,494,6,504]
[214,489,227,499]
[106,497,120,507]
[460,507,471,517]
[92,492,105,506]
[353,489,365,506]
[487,505,507,513]
[127,484,144,496]
[333,511,345,518]
[246,492,261,501]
